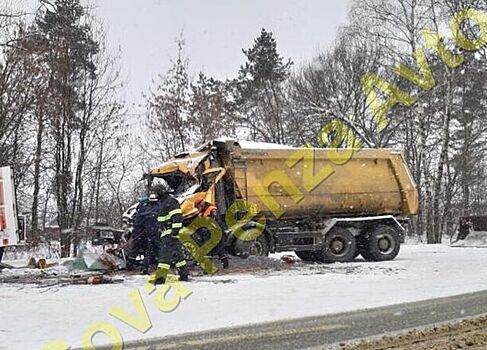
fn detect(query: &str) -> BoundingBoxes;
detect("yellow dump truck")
[138,139,419,263]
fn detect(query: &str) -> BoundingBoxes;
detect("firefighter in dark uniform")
[130,196,162,275]
[126,198,152,274]
[194,197,229,269]
[150,184,189,283]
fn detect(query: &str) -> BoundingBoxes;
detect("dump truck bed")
[230,146,418,219]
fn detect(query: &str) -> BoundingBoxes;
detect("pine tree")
[235,28,293,144]
[35,0,99,256]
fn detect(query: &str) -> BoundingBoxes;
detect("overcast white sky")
[93,0,351,115]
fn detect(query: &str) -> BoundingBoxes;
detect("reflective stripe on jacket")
[156,195,183,238]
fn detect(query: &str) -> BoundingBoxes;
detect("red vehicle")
[0,166,22,263]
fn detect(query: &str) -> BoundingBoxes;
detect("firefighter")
[194,197,229,269]
[149,184,189,284]
[130,196,162,275]
[126,198,152,274]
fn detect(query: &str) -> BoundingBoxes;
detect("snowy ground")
[2,244,487,349]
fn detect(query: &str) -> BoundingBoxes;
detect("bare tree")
[188,72,234,145]
[145,37,190,161]
[289,34,384,148]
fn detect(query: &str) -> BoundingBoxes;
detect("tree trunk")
[31,111,44,242]
[432,68,453,244]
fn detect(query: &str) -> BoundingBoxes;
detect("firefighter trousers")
[152,235,188,282]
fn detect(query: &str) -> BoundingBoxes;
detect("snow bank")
[237,140,296,150]
[451,231,487,247]
[213,137,296,150]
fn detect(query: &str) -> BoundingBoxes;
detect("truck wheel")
[233,233,270,258]
[361,225,401,261]
[295,251,319,262]
[0,246,4,264]
[318,227,357,263]
[249,234,270,257]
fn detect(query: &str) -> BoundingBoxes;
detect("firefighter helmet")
[149,184,169,201]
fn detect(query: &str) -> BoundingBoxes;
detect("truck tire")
[233,233,270,258]
[295,251,319,262]
[249,234,270,257]
[318,227,357,263]
[0,246,4,264]
[361,225,401,261]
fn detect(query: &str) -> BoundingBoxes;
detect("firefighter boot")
[178,267,189,282]
[147,272,165,285]
[221,255,229,269]
[175,260,189,281]
[148,263,170,285]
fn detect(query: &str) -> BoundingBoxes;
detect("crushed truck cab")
[139,139,419,263]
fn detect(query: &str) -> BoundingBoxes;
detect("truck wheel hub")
[330,238,346,255]
[250,241,264,256]
[378,235,394,253]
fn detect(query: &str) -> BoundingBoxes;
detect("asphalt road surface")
[94,289,487,350]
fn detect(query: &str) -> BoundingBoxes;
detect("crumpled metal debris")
[73,252,126,272]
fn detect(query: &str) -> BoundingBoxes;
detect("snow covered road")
[1,244,487,349]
